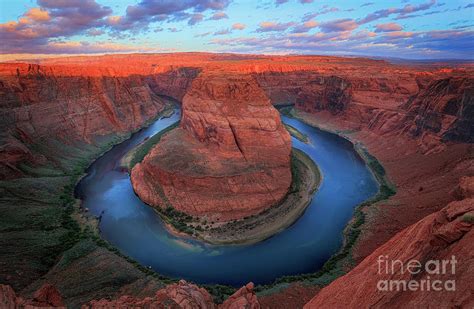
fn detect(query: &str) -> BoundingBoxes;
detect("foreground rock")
[304,177,474,308]
[1,280,260,308]
[0,283,65,308]
[219,282,259,309]
[131,72,292,221]
[84,280,215,308]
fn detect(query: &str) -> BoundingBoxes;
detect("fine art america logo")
[377,255,457,292]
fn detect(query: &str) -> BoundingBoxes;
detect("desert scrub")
[203,284,236,304]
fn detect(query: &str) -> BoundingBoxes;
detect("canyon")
[0,53,472,308]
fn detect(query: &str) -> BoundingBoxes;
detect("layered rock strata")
[305,177,474,308]
[131,72,292,221]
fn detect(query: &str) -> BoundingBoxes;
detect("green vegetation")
[127,121,179,169]
[203,284,236,304]
[285,123,309,143]
[279,106,296,117]
[158,206,196,234]
[462,214,474,224]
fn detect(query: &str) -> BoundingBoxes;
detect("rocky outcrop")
[290,73,473,148]
[84,280,215,308]
[304,177,474,308]
[295,76,352,115]
[219,282,259,309]
[0,63,169,179]
[0,283,65,308]
[1,280,261,308]
[403,77,474,143]
[131,72,292,221]
[0,284,18,309]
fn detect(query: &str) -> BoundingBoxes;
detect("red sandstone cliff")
[131,72,292,221]
[0,283,65,308]
[304,177,474,308]
[0,280,260,308]
[1,53,473,307]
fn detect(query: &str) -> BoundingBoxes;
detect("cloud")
[0,0,113,53]
[86,29,105,36]
[210,11,228,20]
[195,31,211,37]
[188,13,204,25]
[256,21,295,32]
[361,2,374,7]
[358,0,436,24]
[168,27,181,32]
[23,8,51,22]
[291,20,319,33]
[299,0,314,3]
[0,39,155,55]
[302,7,339,21]
[375,22,403,32]
[232,23,246,30]
[110,0,230,31]
[214,29,231,35]
[275,0,289,6]
[210,26,473,59]
[383,31,415,38]
[320,19,358,32]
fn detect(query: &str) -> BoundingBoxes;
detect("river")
[75,107,378,286]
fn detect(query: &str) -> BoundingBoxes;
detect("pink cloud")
[375,22,403,32]
[320,19,358,32]
[232,23,246,30]
[210,12,228,20]
[291,20,319,33]
[385,31,415,38]
[257,21,295,32]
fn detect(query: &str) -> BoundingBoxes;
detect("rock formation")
[219,282,260,309]
[0,280,261,308]
[0,53,473,307]
[0,283,65,308]
[84,280,215,308]
[304,177,474,308]
[131,72,292,221]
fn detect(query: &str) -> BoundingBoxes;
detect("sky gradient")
[0,0,473,60]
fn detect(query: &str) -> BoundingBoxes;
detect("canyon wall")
[0,280,260,308]
[0,54,472,306]
[305,177,474,308]
[131,72,292,221]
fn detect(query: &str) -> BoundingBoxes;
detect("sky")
[0,0,473,60]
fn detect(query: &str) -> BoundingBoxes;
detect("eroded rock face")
[131,72,292,221]
[403,77,474,143]
[304,182,474,309]
[0,284,18,309]
[84,280,215,309]
[0,283,65,308]
[219,282,260,309]
[0,63,167,179]
[295,76,352,115]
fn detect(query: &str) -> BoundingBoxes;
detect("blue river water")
[75,108,378,286]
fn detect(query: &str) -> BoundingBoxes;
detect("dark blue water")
[76,109,378,286]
